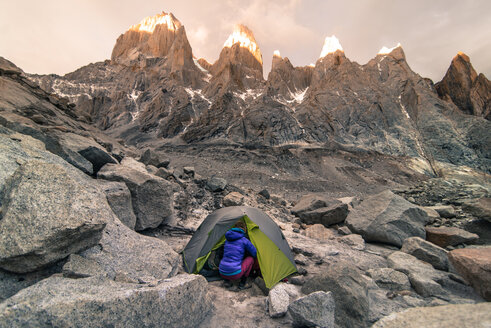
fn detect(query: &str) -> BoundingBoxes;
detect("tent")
[183,206,297,289]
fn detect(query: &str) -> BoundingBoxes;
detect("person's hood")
[225,228,245,241]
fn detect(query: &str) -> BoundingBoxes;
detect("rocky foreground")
[1,11,491,327]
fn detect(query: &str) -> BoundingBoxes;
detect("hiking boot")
[238,277,251,290]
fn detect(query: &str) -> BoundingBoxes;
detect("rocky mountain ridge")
[28,12,490,182]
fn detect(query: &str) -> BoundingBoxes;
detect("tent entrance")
[192,215,296,289]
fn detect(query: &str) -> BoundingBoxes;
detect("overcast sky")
[1,0,490,81]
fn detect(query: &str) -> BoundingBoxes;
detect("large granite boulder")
[401,237,449,271]
[80,213,181,281]
[346,190,429,247]
[425,226,479,247]
[288,291,335,328]
[98,157,174,231]
[448,247,491,301]
[0,274,212,327]
[302,260,370,328]
[0,161,107,273]
[372,303,491,328]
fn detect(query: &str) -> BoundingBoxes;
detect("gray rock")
[339,234,365,250]
[302,260,370,328]
[0,274,212,328]
[183,166,195,177]
[55,132,117,174]
[294,254,309,266]
[98,180,137,230]
[0,265,60,302]
[425,226,479,248]
[408,273,445,297]
[140,148,169,168]
[421,206,441,224]
[206,176,227,192]
[288,291,335,328]
[80,214,180,282]
[387,252,445,282]
[97,160,174,231]
[302,224,335,240]
[401,237,449,271]
[0,161,107,273]
[155,167,174,179]
[346,190,429,247]
[290,276,305,286]
[291,194,331,216]
[268,283,292,318]
[259,189,271,199]
[338,226,352,235]
[427,205,456,218]
[372,303,491,328]
[462,197,491,222]
[62,254,104,278]
[223,191,245,207]
[298,203,349,227]
[367,268,411,291]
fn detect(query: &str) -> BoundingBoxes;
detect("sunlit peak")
[224,25,258,53]
[224,24,262,64]
[378,43,402,55]
[319,35,343,58]
[130,12,180,33]
[273,50,281,57]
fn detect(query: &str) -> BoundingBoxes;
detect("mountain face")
[435,52,490,120]
[28,12,491,176]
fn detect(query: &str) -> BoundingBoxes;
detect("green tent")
[183,206,297,289]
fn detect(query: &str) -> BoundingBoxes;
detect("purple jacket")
[219,228,257,276]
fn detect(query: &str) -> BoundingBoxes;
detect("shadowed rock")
[0,274,212,328]
[0,161,107,273]
[346,190,428,247]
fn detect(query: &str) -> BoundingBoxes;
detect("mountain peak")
[454,51,471,63]
[319,35,344,58]
[378,43,402,55]
[129,11,181,33]
[223,24,262,65]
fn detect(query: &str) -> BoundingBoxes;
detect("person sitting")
[219,221,257,289]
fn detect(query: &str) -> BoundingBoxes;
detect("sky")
[1,0,490,82]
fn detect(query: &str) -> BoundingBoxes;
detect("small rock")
[206,177,227,192]
[337,226,352,235]
[258,189,271,199]
[268,283,294,318]
[294,254,309,266]
[427,205,456,218]
[421,206,441,224]
[339,234,365,250]
[223,191,244,207]
[302,224,335,240]
[408,273,445,297]
[183,166,195,177]
[462,197,491,222]
[425,226,479,247]
[290,276,305,286]
[401,237,449,271]
[366,268,411,291]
